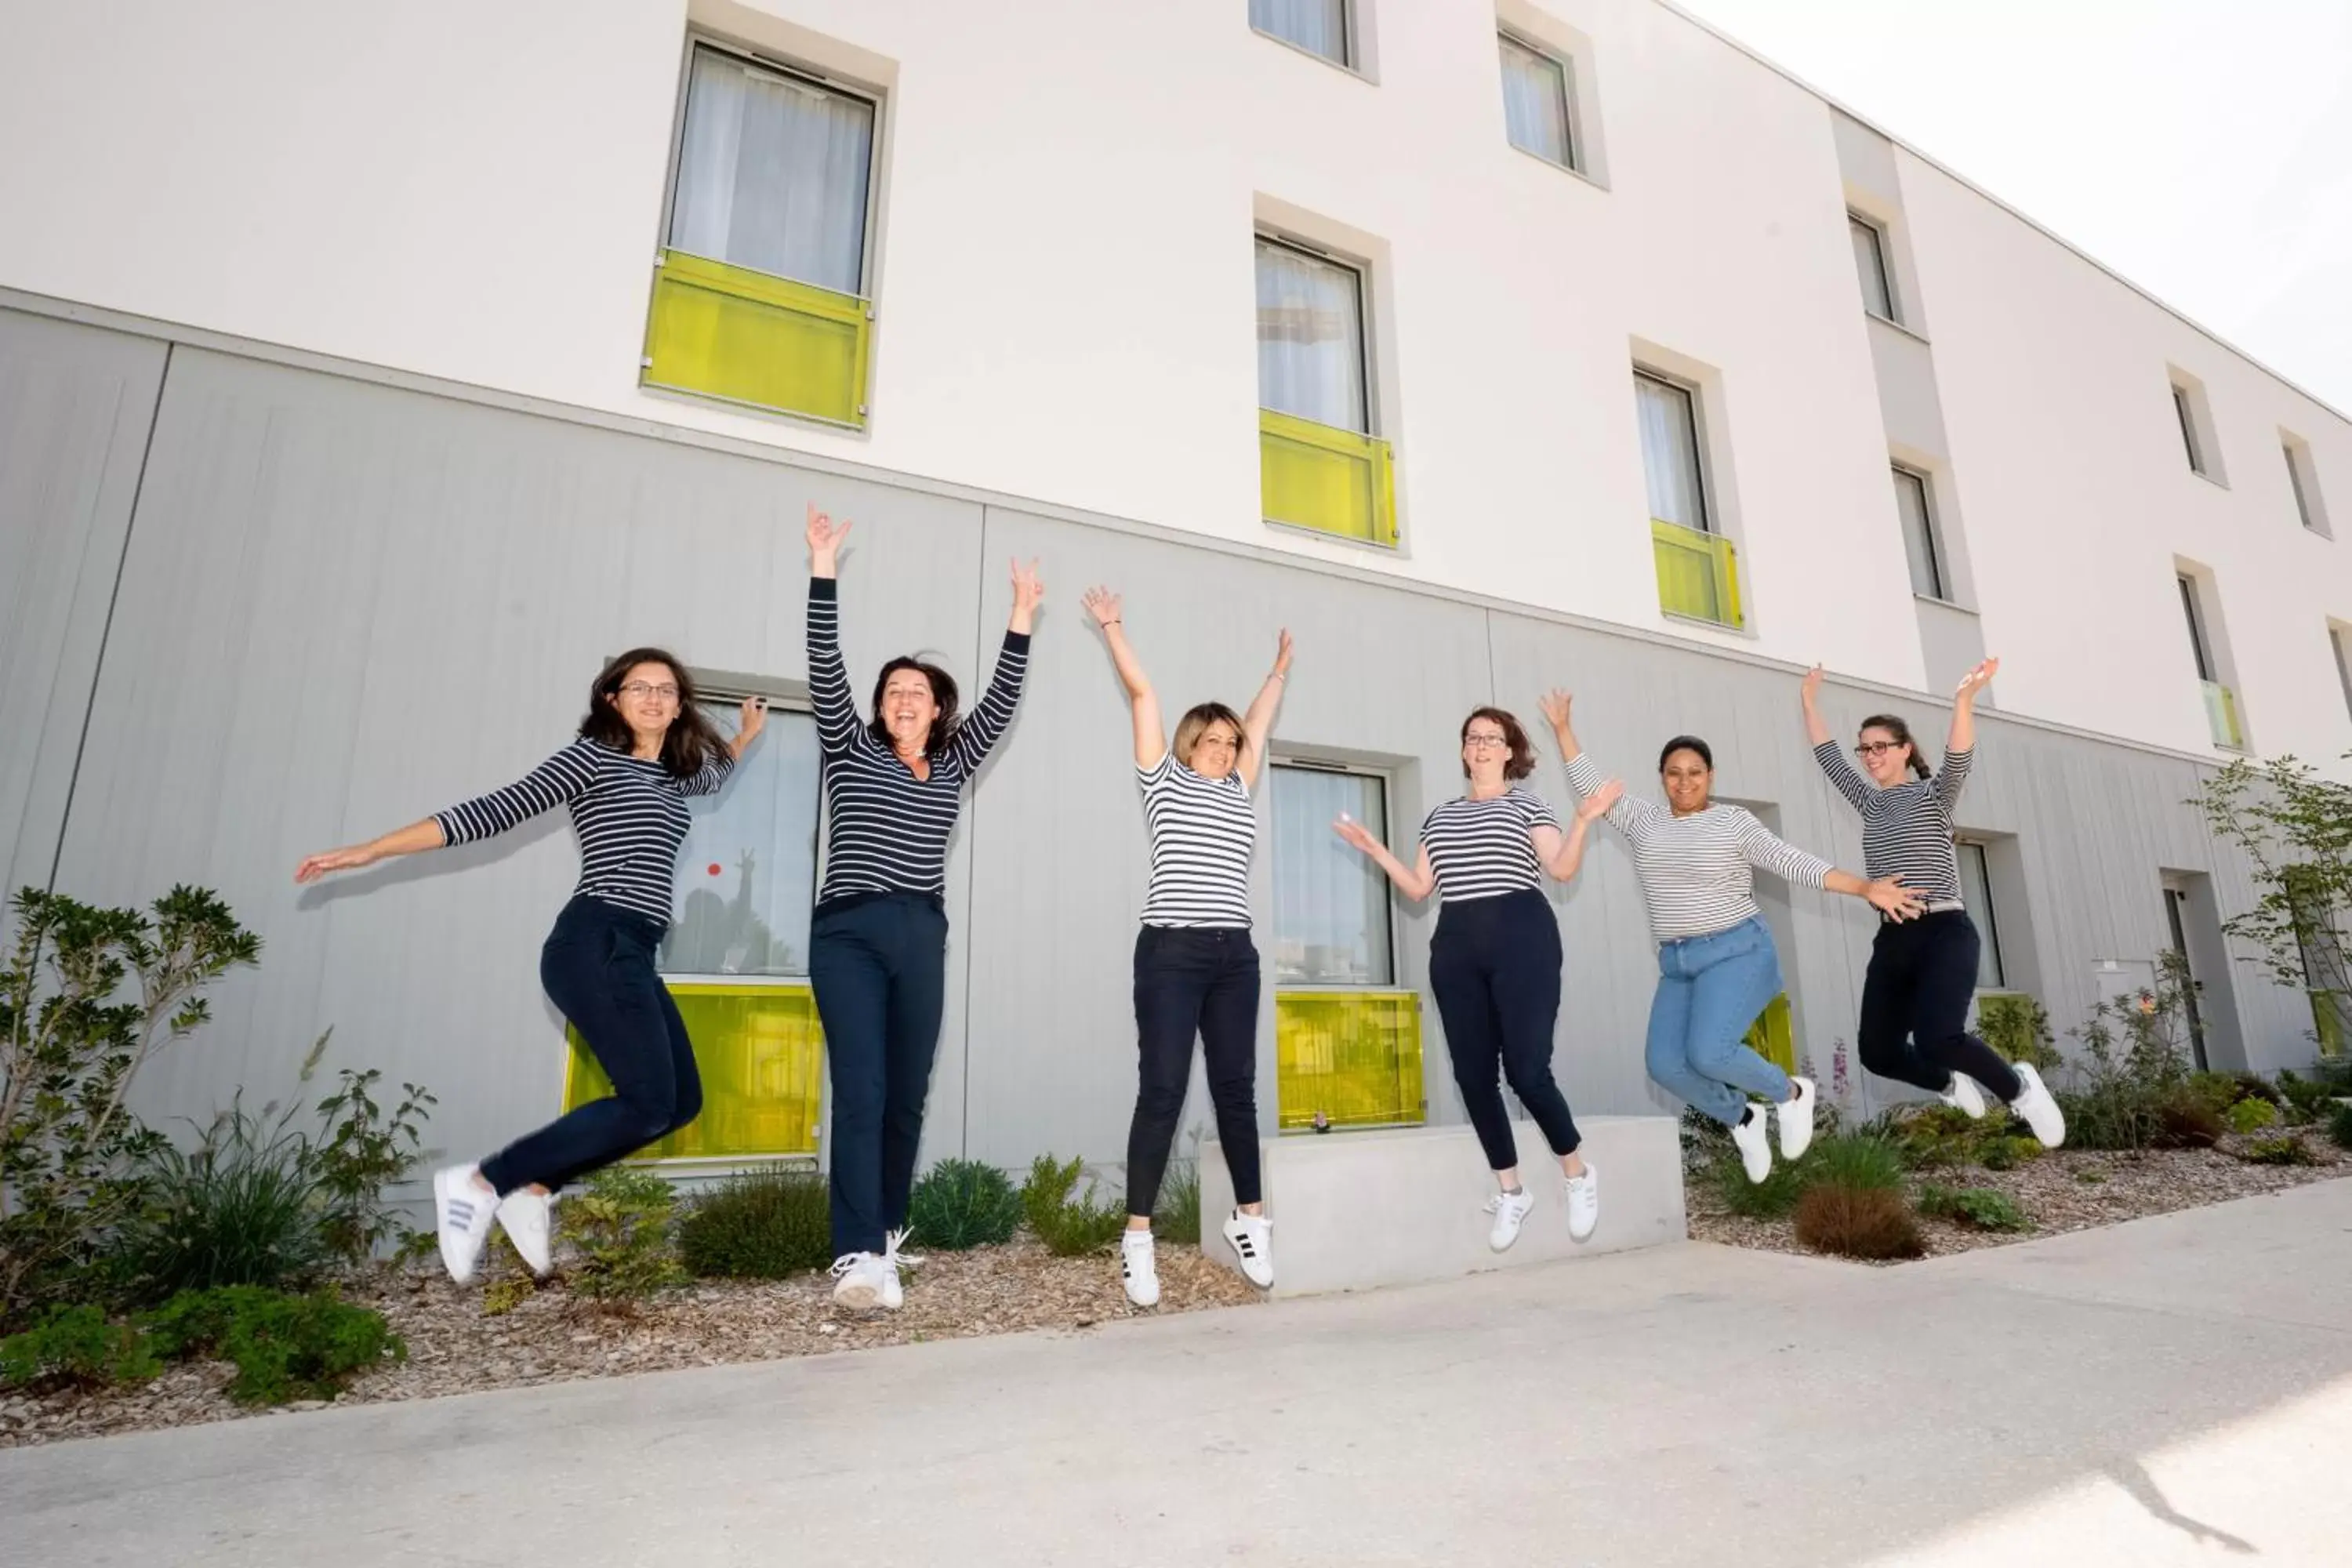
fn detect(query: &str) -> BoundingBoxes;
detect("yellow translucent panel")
[1744,992,1795,1075]
[2312,990,2347,1059]
[2200,681,2243,750]
[563,982,824,1159]
[642,249,870,428]
[1652,519,1744,629]
[1276,990,1425,1130]
[1259,408,1398,546]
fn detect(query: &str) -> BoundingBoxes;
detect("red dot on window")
[707,863,722,877]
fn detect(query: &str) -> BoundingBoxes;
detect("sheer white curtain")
[1499,37,1572,166]
[660,710,822,978]
[669,46,874,296]
[1271,768,1393,985]
[1635,373,1708,530]
[1251,0,1350,65]
[1849,216,1893,318]
[1891,467,1942,597]
[1257,240,1367,431]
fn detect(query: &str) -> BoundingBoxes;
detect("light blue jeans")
[1645,916,1791,1127]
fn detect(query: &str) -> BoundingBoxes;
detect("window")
[2172,385,2204,474]
[1849,213,1896,321]
[1636,370,1742,628]
[1956,841,2005,989]
[2332,625,2352,723]
[1499,32,1574,169]
[564,699,826,1159]
[1891,465,1946,600]
[2178,575,2215,681]
[2285,434,2329,536]
[2178,572,2244,750]
[1271,763,1423,1129]
[641,42,879,427]
[1257,235,1397,545]
[1251,0,1353,68]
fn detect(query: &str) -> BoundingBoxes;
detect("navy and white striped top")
[809,577,1029,910]
[1137,753,1255,927]
[1813,742,1973,907]
[1565,750,1832,941]
[434,738,735,926]
[1419,788,1559,904]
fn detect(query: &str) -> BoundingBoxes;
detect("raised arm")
[1334,814,1436,903]
[1541,690,1651,837]
[1081,586,1164,769]
[805,504,859,757]
[1236,629,1292,789]
[1803,666,1875,813]
[1938,658,1996,808]
[1530,779,1621,881]
[946,557,1042,775]
[298,739,598,882]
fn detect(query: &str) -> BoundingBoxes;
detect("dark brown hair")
[579,648,726,779]
[869,656,962,759]
[1461,707,1537,781]
[1658,735,1714,773]
[1174,702,1248,768]
[1859,713,1933,780]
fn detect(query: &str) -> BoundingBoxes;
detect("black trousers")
[1857,910,2024,1102]
[1428,890,1581,1171]
[810,893,949,1258]
[1127,926,1263,1216]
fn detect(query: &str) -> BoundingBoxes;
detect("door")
[2164,887,2209,1072]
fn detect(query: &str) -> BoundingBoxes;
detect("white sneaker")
[1939,1073,1989,1118]
[495,1188,554,1277]
[1729,1107,1774,1184]
[1564,1163,1599,1243]
[1776,1076,1818,1161]
[2009,1062,2067,1149]
[1120,1229,1161,1307]
[1221,1210,1274,1289]
[1484,1188,1535,1252]
[431,1163,498,1285]
[829,1251,887,1310]
[879,1229,921,1312]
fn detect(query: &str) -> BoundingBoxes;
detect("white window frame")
[1635,368,1713,534]
[1497,28,1578,172]
[2172,385,2205,474]
[2178,574,2216,682]
[1255,232,1375,438]
[2285,433,2331,537]
[1269,758,1399,990]
[1250,0,1359,74]
[1892,463,1947,601]
[1849,212,1898,323]
[2331,623,2352,724]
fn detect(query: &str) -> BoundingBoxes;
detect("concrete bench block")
[1198,1114,1686,1298]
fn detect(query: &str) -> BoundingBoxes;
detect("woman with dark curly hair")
[1332,706,1616,1252]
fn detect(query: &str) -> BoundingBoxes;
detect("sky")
[1668,0,2352,415]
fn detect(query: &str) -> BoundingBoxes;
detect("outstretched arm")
[1938,657,1995,807]
[297,740,598,882]
[1082,586,1164,769]
[1803,665,1875,812]
[1236,629,1292,789]
[805,503,859,756]
[946,557,1043,774]
[1334,815,1436,903]
[1541,689,1650,837]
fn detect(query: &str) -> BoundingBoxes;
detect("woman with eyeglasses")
[1545,691,1923,1184]
[805,504,1043,1312]
[295,651,764,1287]
[1080,586,1289,1307]
[1333,708,1615,1252]
[1801,659,2066,1145]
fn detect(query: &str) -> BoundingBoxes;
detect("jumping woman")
[1080,585,1290,1306]
[1332,708,1613,1250]
[1801,659,2065,1145]
[806,503,1042,1311]
[295,652,765,1285]
[1544,691,1922,1183]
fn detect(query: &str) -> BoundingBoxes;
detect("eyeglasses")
[619,681,681,702]
[1463,734,1510,750]
[1855,740,1906,758]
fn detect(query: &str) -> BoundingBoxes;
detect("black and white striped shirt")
[1565,751,1832,941]
[1420,788,1559,904]
[434,737,735,926]
[808,577,1029,910]
[1137,753,1255,927]
[1813,742,1972,907]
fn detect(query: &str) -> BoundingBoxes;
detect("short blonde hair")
[1173,702,1247,768]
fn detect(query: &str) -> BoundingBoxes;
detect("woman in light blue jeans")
[1541,692,1922,1181]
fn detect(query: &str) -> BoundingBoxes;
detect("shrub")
[1156,1158,1203,1247]
[1882,1105,1999,1171]
[1805,1134,1904,1192]
[1976,993,2064,1072]
[145,1285,403,1405]
[0,1303,162,1390]
[904,1158,1022,1252]
[1977,1134,2044,1171]
[2152,1086,2225,1150]
[560,1167,686,1303]
[2332,1102,2352,1152]
[2275,1071,2336,1123]
[2238,1134,2315,1167]
[1679,1106,1734,1170]
[2227,1098,2280,1135]
[1707,1149,1808,1220]
[2056,953,2198,1152]
[1792,1185,1924,1261]
[2227,1071,2285,1107]
[109,1096,334,1301]
[1917,1185,2029,1232]
[680,1167,833,1278]
[307,1062,437,1265]
[1021,1155,1128,1258]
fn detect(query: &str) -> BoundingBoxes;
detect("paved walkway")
[5,1179,2350,1568]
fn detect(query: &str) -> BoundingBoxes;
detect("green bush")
[0,1303,162,1390]
[1976,993,2064,1072]
[145,1285,403,1405]
[2331,1102,2352,1152]
[2237,1134,2315,1167]
[1879,1105,2004,1171]
[1156,1159,1203,1247]
[679,1167,833,1277]
[2153,1086,2225,1150]
[1977,1134,2044,1171]
[904,1158,1022,1252]
[109,1098,334,1301]
[1021,1155,1128,1257]
[1792,1184,1924,1261]
[2055,953,2198,1152]
[560,1167,687,1302]
[2227,1098,2280,1135]
[1917,1185,2029,1232]
[2275,1071,2336,1123]
[1805,1134,1904,1192]
[1707,1149,1808,1219]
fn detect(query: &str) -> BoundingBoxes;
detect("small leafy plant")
[680,1167,833,1277]
[1917,1185,2029,1232]
[2236,1134,2315,1167]
[560,1167,687,1304]
[2331,1102,2352,1152]
[906,1158,1022,1252]
[0,1303,162,1390]
[1976,993,2064,1072]
[144,1285,404,1405]
[1021,1155,1127,1257]
[2227,1098,2280,1136]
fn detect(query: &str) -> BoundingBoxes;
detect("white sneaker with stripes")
[431,1163,498,1285]
[1221,1210,1273,1288]
[1120,1228,1162,1307]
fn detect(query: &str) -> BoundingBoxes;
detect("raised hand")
[1865,873,1928,921]
[1080,586,1122,629]
[1271,628,1294,678]
[1011,557,1046,618]
[806,502,853,564]
[1955,657,1999,702]
[1332,813,1380,855]
[1575,778,1624,822]
[738,695,768,748]
[1538,689,1573,731]
[295,844,377,884]
[1802,664,1825,706]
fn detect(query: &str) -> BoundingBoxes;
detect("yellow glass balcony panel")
[1276,989,1425,1130]
[1652,518,1744,629]
[2312,989,2347,1059]
[563,982,824,1160]
[1743,992,1796,1075]
[642,249,871,428]
[1259,408,1398,546]
[2199,680,2244,750]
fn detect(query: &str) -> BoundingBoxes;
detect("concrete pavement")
[5,1178,2350,1567]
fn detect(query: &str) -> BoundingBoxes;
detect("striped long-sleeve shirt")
[1564,750,1832,941]
[1419,787,1559,903]
[434,737,735,925]
[808,576,1029,909]
[1813,741,1972,907]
